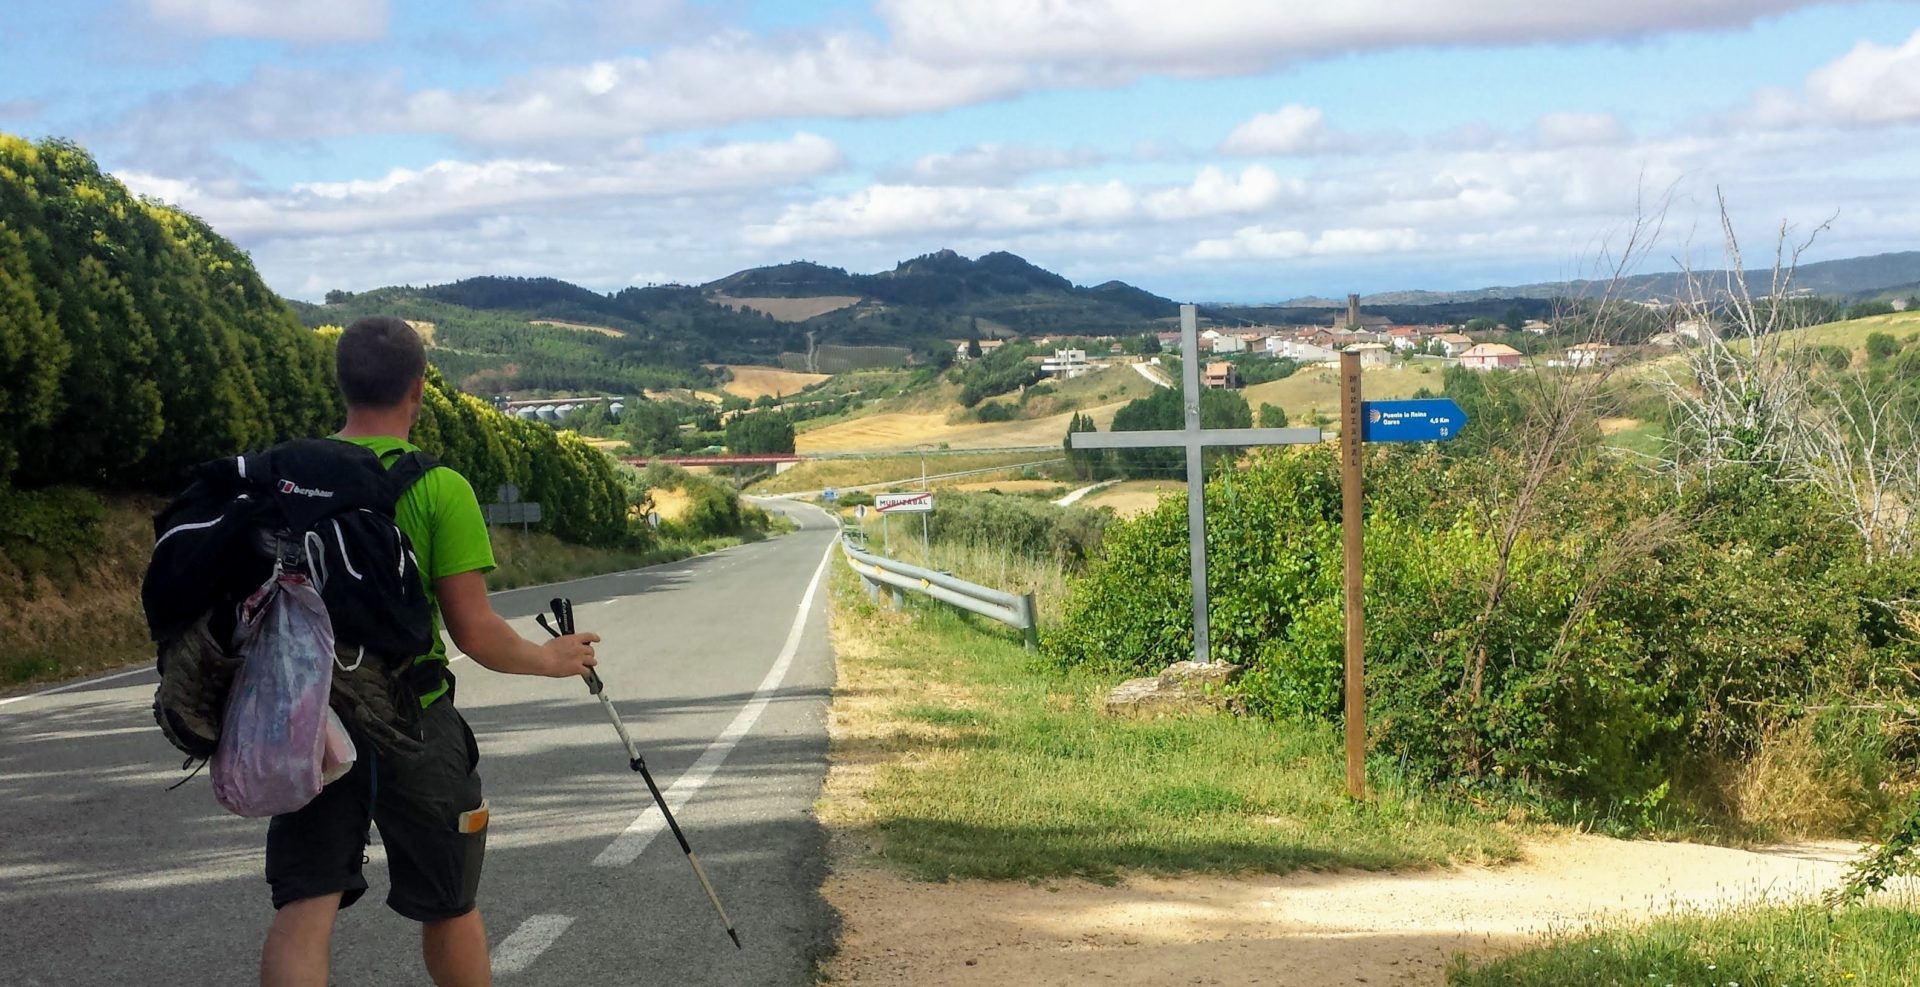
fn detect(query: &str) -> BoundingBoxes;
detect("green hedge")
[1046,445,1918,810]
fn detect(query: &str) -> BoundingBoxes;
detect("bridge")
[623,453,804,473]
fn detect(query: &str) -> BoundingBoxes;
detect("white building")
[1041,349,1092,379]
[1566,343,1617,369]
[1346,342,1391,368]
[1209,334,1247,354]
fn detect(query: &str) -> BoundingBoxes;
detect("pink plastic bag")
[211,571,336,818]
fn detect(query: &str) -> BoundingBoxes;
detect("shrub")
[927,492,1108,569]
[1045,446,1914,813]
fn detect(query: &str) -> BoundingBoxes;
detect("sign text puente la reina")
[1071,304,1467,800]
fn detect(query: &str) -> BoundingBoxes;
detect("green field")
[1449,898,1920,985]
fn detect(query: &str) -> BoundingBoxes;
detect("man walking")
[261,316,600,987]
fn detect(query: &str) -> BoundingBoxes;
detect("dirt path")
[821,836,1860,986]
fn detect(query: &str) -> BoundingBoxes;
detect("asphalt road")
[0,498,841,986]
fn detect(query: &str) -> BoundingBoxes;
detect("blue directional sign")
[1361,398,1468,443]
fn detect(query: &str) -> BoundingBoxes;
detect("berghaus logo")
[279,480,335,498]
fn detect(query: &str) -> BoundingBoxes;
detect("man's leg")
[260,892,343,987]
[422,908,491,987]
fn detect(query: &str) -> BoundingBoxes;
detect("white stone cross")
[1070,304,1323,664]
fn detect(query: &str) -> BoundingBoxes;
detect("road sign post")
[1341,380,1471,799]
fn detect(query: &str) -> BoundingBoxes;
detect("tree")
[1064,412,1106,480]
[324,289,354,305]
[1141,333,1162,354]
[621,400,682,454]
[1866,333,1900,363]
[1259,402,1289,428]
[725,411,795,454]
[753,394,776,410]
[1109,387,1251,478]
[967,336,983,360]
[1504,305,1527,333]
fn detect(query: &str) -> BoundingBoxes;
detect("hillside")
[297,252,1184,397]
[1271,250,1920,307]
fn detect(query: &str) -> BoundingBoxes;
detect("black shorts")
[265,699,487,922]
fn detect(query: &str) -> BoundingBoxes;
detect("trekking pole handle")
[535,611,606,695]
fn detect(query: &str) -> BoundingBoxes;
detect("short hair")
[336,317,427,408]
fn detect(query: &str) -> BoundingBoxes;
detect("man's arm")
[436,570,599,678]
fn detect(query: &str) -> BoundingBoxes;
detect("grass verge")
[820,564,1522,882]
[0,495,779,691]
[1448,898,1920,986]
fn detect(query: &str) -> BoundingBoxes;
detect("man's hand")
[541,632,601,678]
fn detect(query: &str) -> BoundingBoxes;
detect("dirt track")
[823,837,1864,986]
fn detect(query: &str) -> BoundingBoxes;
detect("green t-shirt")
[333,435,496,706]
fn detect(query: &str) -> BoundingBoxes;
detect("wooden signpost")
[1340,355,1468,798]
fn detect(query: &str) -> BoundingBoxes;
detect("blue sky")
[4,0,1918,302]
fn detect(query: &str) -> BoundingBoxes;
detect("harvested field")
[711,293,862,322]
[1081,479,1184,517]
[797,401,1126,453]
[1242,363,1435,422]
[948,479,1065,495]
[719,365,830,400]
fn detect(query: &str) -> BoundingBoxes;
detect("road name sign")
[482,501,543,526]
[874,492,934,514]
[1361,398,1468,443]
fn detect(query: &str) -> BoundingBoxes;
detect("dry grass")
[752,452,1057,495]
[711,293,862,322]
[0,495,155,688]
[529,319,622,337]
[404,319,437,345]
[948,479,1066,495]
[1731,715,1892,839]
[1081,479,1185,517]
[1242,362,1436,421]
[717,365,831,400]
[798,400,1128,453]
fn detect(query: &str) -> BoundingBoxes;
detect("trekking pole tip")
[727,928,741,950]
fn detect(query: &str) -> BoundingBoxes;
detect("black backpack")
[143,439,442,755]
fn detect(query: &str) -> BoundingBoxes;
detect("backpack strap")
[381,451,439,505]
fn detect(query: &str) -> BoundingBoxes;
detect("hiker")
[259,316,601,987]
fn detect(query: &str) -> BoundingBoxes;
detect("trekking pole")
[536,598,742,950]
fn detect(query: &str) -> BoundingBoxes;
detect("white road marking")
[0,666,153,708]
[592,535,838,867]
[491,913,575,975]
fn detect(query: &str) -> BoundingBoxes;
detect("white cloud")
[744,181,1140,247]
[1186,226,1310,260]
[148,0,387,42]
[879,0,1835,68]
[1143,166,1295,220]
[746,165,1292,247]
[119,133,843,239]
[910,144,1102,184]
[1220,104,1336,156]
[401,32,1027,144]
[1806,28,1920,125]
[1310,227,1423,255]
[1534,111,1629,147]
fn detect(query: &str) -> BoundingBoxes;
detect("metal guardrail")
[839,534,1039,650]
